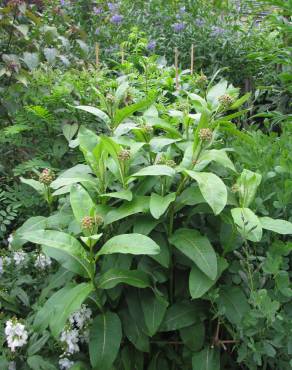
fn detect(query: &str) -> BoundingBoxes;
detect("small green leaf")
[150,192,176,219]
[196,149,236,172]
[99,189,133,201]
[20,177,45,194]
[218,286,249,325]
[97,234,160,256]
[189,264,215,299]
[231,207,262,242]
[89,312,122,370]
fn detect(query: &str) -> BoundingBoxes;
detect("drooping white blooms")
[13,251,26,266]
[59,357,74,370]
[69,304,92,329]
[34,253,52,270]
[8,234,14,248]
[5,319,28,352]
[8,362,16,370]
[60,328,80,354]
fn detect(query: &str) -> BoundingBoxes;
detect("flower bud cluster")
[39,168,55,185]
[199,128,213,142]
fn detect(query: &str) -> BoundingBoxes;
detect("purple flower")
[195,18,205,27]
[95,27,100,35]
[110,14,123,24]
[108,2,118,12]
[147,40,156,51]
[172,22,186,32]
[210,26,225,36]
[93,6,102,15]
[60,0,66,5]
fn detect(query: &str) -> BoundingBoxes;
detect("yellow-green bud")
[118,149,131,161]
[39,169,55,185]
[199,128,213,142]
[218,94,233,108]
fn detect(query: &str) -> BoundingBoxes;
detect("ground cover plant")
[0,1,292,369]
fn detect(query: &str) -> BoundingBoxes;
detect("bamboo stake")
[190,44,194,75]
[175,47,179,91]
[95,43,99,69]
[121,44,124,64]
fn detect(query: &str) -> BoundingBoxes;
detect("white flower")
[4,256,11,266]
[0,257,3,275]
[8,362,16,370]
[69,304,92,329]
[5,319,28,352]
[34,253,52,270]
[8,234,14,249]
[13,251,26,266]
[60,328,79,354]
[59,357,74,370]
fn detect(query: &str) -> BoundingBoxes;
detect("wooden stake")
[121,44,124,64]
[190,44,194,75]
[175,47,179,91]
[95,43,99,69]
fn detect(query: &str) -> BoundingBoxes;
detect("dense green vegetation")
[0,1,291,369]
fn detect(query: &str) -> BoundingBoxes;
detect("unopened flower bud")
[199,128,213,142]
[231,184,240,193]
[196,74,208,86]
[141,124,153,134]
[94,214,103,226]
[81,216,94,230]
[118,149,131,161]
[39,168,55,185]
[165,159,176,168]
[106,93,116,103]
[156,156,165,165]
[218,94,233,108]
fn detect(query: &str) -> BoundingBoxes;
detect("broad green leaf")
[218,286,249,325]
[230,92,251,109]
[149,137,180,152]
[180,322,205,351]
[150,192,176,219]
[196,149,236,172]
[96,268,151,289]
[50,282,93,337]
[113,94,155,126]
[170,229,217,280]
[260,217,292,235]
[97,234,160,256]
[192,347,220,370]
[160,302,201,331]
[89,312,122,370]
[51,164,97,189]
[141,290,168,336]
[231,207,262,242]
[133,215,159,236]
[149,117,182,138]
[62,122,78,142]
[21,230,93,277]
[189,264,215,299]
[207,80,228,108]
[20,177,45,194]
[131,165,175,178]
[27,332,50,356]
[104,196,149,225]
[27,355,57,370]
[120,309,150,352]
[34,285,74,332]
[23,52,39,70]
[70,184,95,224]
[236,169,262,208]
[185,171,227,215]
[75,105,111,126]
[99,189,133,201]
